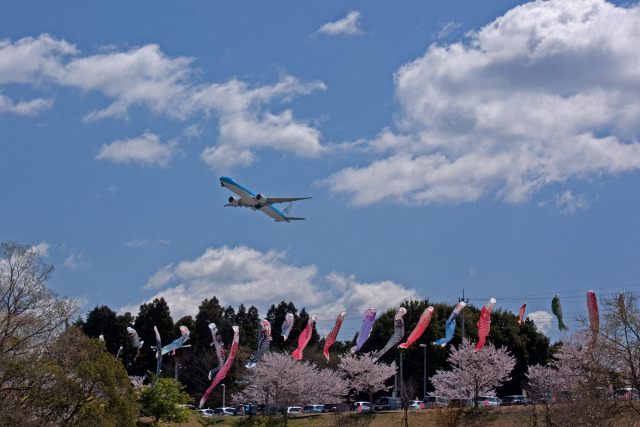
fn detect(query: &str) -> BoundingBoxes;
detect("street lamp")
[419,344,427,399]
[222,384,226,407]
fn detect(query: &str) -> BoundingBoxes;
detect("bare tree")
[0,241,78,397]
[430,339,516,407]
[337,352,397,407]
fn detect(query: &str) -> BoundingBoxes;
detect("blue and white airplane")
[220,176,311,222]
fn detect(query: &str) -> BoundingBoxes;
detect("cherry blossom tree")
[430,339,516,406]
[234,352,348,426]
[337,352,397,407]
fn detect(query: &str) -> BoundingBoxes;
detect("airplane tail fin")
[282,202,293,215]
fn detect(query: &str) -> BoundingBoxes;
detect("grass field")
[145,406,536,427]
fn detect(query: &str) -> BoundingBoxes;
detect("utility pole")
[459,289,469,340]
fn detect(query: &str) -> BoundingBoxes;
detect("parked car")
[287,406,303,414]
[198,409,214,418]
[303,404,324,414]
[213,407,236,416]
[408,400,422,410]
[501,395,530,406]
[322,403,349,412]
[449,398,474,408]
[422,395,448,409]
[179,404,197,411]
[614,387,640,400]
[374,396,401,410]
[476,396,501,407]
[238,404,258,415]
[353,401,372,412]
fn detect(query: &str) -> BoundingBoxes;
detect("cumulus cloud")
[527,310,554,334]
[315,11,364,37]
[0,34,327,170]
[96,132,177,167]
[325,0,640,206]
[119,245,417,322]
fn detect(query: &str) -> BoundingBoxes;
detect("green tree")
[138,377,192,425]
[131,298,176,377]
[82,305,129,355]
[266,301,298,351]
[27,327,138,426]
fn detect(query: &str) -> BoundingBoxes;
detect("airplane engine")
[227,196,239,206]
[255,193,268,205]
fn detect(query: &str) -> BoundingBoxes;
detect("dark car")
[374,396,400,410]
[502,395,530,406]
[323,403,350,412]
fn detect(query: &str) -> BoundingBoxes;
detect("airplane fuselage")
[220,176,309,222]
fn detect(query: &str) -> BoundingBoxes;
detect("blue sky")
[2,0,639,344]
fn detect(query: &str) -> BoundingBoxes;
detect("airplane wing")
[263,197,311,205]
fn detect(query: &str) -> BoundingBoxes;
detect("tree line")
[10,240,640,426]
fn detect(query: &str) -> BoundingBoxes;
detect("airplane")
[220,176,311,222]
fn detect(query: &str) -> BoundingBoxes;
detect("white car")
[408,400,422,410]
[353,401,372,412]
[476,396,501,407]
[302,404,324,414]
[213,407,236,416]
[198,409,214,418]
[287,406,303,414]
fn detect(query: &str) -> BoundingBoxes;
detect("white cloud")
[63,251,89,269]
[0,34,327,171]
[555,190,589,214]
[0,93,53,115]
[123,238,171,248]
[325,0,640,207]
[32,241,50,257]
[437,21,462,39]
[315,11,364,37]
[527,310,554,335]
[144,263,175,289]
[96,132,177,167]
[119,245,417,322]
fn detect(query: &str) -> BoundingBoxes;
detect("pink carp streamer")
[292,315,317,360]
[324,312,346,361]
[518,302,527,325]
[351,308,377,352]
[199,325,239,408]
[399,306,434,349]
[474,298,496,351]
[281,313,294,341]
[587,290,599,344]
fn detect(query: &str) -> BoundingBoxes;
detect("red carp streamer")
[399,306,434,349]
[199,325,239,408]
[292,315,317,360]
[587,290,599,344]
[324,312,346,361]
[518,302,527,325]
[475,298,496,351]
